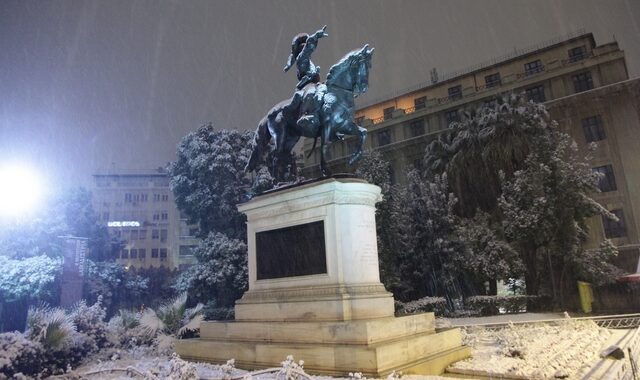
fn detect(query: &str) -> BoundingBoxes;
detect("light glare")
[0,164,43,217]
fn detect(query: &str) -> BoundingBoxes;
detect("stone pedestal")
[176,178,470,376]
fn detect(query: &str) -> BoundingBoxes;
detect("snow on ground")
[449,319,613,379]
[68,318,624,380]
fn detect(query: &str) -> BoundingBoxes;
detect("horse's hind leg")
[320,128,332,177]
[348,126,367,165]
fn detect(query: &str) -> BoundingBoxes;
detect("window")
[139,229,147,240]
[524,60,544,76]
[153,212,160,221]
[409,119,425,137]
[602,209,626,238]
[130,249,138,259]
[153,194,161,202]
[484,73,501,88]
[377,129,391,146]
[568,45,587,62]
[582,115,606,142]
[162,194,169,202]
[414,96,427,110]
[130,230,138,240]
[572,72,594,93]
[179,245,196,256]
[445,109,459,124]
[593,165,617,192]
[161,212,168,220]
[125,193,132,202]
[160,248,168,258]
[121,249,129,259]
[383,107,395,120]
[151,248,159,258]
[448,85,462,101]
[160,229,168,243]
[525,85,546,103]
[138,248,146,259]
[152,229,159,239]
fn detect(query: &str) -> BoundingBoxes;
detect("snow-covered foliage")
[465,295,538,315]
[499,125,619,302]
[139,293,203,340]
[395,296,447,316]
[456,211,523,283]
[174,232,248,308]
[386,171,465,301]
[70,296,109,352]
[0,331,45,378]
[0,255,62,302]
[84,260,149,315]
[169,124,253,240]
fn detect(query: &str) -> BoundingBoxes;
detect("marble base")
[175,313,471,377]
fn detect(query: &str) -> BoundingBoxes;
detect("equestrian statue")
[245,25,374,182]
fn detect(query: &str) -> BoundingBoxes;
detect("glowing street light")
[0,163,44,218]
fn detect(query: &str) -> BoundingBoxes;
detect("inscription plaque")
[256,221,327,280]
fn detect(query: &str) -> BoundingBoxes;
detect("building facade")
[92,169,199,270]
[302,32,640,274]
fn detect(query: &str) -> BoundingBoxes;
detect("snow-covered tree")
[174,232,248,309]
[499,126,619,306]
[169,124,253,240]
[388,171,465,301]
[456,211,524,290]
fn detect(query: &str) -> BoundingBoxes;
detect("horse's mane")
[326,48,362,84]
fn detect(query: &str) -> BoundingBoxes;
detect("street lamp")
[0,163,44,218]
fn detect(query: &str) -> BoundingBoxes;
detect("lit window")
[593,165,617,192]
[582,115,606,143]
[602,209,626,238]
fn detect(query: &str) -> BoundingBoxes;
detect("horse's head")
[326,44,374,96]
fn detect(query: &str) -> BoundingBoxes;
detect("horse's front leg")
[320,128,332,177]
[348,125,367,165]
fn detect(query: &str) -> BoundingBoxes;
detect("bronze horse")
[246,44,374,181]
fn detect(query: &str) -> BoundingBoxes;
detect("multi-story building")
[92,169,199,270]
[303,31,640,274]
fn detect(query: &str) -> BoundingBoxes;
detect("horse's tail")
[245,116,271,173]
[306,136,319,159]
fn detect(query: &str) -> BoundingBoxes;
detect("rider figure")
[283,26,328,137]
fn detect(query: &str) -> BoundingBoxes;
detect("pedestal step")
[175,314,470,377]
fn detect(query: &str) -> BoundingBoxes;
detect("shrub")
[70,297,108,351]
[0,332,45,378]
[139,293,204,339]
[465,295,538,316]
[395,296,448,316]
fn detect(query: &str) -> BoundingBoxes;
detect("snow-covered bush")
[466,295,538,315]
[139,293,203,340]
[0,331,45,378]
[70,297,109,352]
[395,296,447,316]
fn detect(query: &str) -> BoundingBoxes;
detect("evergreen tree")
[168,124,253,240]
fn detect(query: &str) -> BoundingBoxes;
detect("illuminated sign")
[107,221,141,227]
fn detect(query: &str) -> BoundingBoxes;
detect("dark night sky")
[1,0,639,189]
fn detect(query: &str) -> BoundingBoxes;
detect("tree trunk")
[489,279,498,295]
[523,243,541,311]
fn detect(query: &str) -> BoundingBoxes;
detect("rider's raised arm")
[298,25,327,63]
